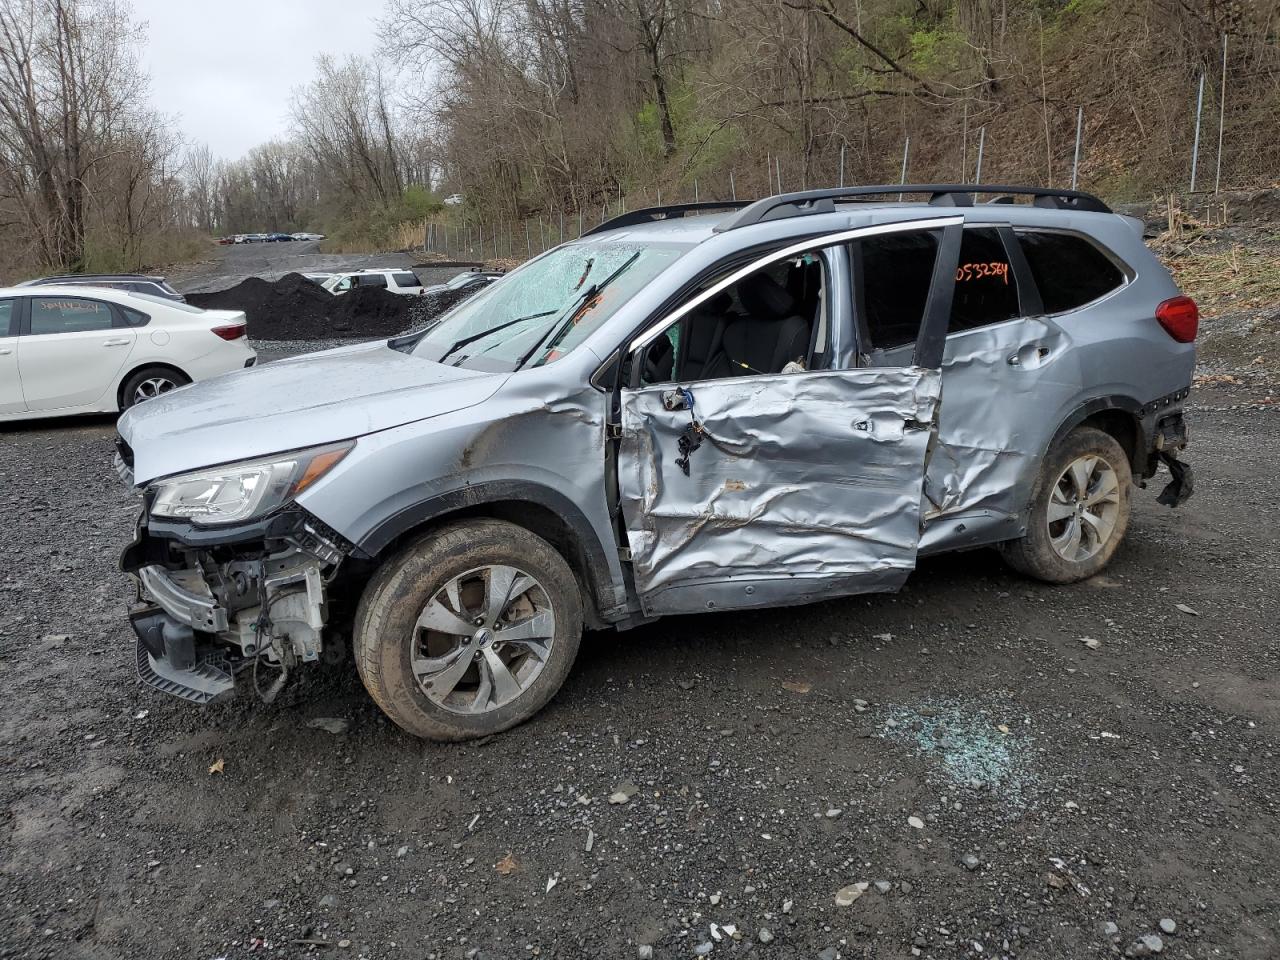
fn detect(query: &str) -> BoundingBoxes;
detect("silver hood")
[119,340,507,484]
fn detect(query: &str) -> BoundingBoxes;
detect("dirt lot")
[2,236,1278,960]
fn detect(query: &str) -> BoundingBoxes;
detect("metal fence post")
[899,136,910,200]
[1190,71,1205,193]
[775,156,782,193]
[694,179,699,202]
[839,144,846,187]
[559,211,564,244]
[526,220,531,256]
[1215,32,1227,194]
[975,126,986,185]
[730,169,736,200]
[1071,106,1084,191]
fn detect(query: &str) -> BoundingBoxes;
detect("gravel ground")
[2,242,1278,960]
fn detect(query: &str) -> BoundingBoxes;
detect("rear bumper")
[1138,388,1193,506]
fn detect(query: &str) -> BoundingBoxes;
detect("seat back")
[704,274,811,377]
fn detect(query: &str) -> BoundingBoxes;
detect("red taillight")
[1155,296,1198,343]
[211,323,246,341]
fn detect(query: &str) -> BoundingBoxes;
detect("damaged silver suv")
[117,184,1196,741]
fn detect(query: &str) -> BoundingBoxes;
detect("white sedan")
[0,285,256,421]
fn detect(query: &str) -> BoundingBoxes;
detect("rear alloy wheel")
[1000,426,1132,583]
[354,520,583,741]
[120,366,190,410]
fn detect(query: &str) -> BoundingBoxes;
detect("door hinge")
[617,546,632,562]
[606,423,623,440]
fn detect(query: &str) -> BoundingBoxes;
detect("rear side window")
[854,231,937,350]
[950,228,1020,333]
[392,272,420,287]
[359,274,388,288]
[119,305,150,327]
[1017,231,1126,314]
[0,299,14,336]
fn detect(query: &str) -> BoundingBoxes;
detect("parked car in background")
[0,285,255,420]
[420,269,503,299]
[292,232,325,241]
[265,233,294,242]
[442,193,465,206]
[243,233,269,243]
[321,269,424,296]
[115,184,1196,741]
[19,274,186,302]
[302,273,335,285]
[232,235,250,244]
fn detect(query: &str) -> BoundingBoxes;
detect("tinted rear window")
[1017,231,1126,314]
[950,228,1020,333]
[393,272,421,287]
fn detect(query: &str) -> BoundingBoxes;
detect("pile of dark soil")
[187,273,413,340]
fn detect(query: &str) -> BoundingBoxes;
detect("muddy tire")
[1000,426,1133,584]
[119,366,189,410]
[354,519,583,741]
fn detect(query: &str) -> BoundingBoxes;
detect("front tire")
[353,520,583,741]
[1000,426,1132,583]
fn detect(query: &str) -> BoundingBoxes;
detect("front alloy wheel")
[354,520,583,741]
[412,564,557,714]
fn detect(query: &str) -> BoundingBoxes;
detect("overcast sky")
[133,0,381,161]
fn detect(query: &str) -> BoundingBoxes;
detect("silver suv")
[117,184,1196,741]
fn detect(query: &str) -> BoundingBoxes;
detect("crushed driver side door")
[616,218,963,617]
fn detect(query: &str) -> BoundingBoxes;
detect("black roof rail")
[712,183,1111,232]
[582,200,753,237]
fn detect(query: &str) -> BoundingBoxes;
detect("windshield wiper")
[513,251,642,370]
[436,310,558,366]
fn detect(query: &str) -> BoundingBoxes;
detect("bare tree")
[0,0,148,269]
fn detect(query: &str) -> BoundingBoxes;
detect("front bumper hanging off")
[122,510,348,704]
[131,605,236,704]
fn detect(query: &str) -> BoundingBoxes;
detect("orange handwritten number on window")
[956,262,1009,285]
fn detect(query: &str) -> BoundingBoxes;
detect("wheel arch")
[357,482,623,629]
[1045,395,1145,477]
[116,361,191,410]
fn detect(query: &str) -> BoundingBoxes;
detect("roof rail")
[582,200,753,238]
[713,183,1111,232]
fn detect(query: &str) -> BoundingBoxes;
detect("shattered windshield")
[412,241,689,371]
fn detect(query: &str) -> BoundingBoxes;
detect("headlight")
[149,442,353,525]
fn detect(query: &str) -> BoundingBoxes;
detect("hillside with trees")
[0,0,1276,274]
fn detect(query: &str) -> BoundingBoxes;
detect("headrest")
[738,273,797,319]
